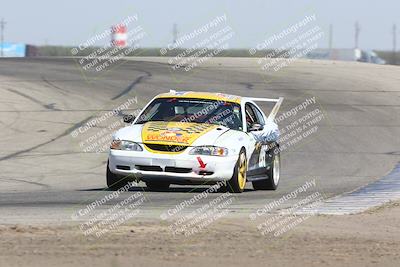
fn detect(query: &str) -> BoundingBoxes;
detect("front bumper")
[108,149,238,183]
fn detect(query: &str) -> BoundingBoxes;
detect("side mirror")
[123,114,135,124]
[249,123,264,132]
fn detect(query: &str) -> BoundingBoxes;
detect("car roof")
[155,91,242,104]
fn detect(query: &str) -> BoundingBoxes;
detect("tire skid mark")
[239,82,254,90]
[0,119,25,134]
[40,74,69,96]
[0,177,51,189]
[0,99,25,133]
[0,116,94,162]
[1,151,105,160]
[39,74,74,111]
[111,69,152,100]
[21,118,76,126]
[6,88,61,111]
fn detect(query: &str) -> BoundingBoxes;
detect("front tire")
[227,148,247,193]
[252,148,280,190]
[107,162,129,190]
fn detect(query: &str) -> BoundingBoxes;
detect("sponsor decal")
[142,121,217,147]
[146,133,190,144]
[146,126,189,144]
[197,157,207,168]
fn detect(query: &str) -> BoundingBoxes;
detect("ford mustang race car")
[107,90,283,193]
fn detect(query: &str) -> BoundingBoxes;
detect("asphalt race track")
[0,57,399,224]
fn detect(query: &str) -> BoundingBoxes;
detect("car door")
[245,102,267,176]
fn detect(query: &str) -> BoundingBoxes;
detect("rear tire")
[107,162,129,190]
[227,148,247,193]
[146,181,170,191]
[252,148,280,190]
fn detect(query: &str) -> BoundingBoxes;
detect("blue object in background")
[0,43,26,57]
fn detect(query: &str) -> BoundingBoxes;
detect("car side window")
[245,103,266,131]
[245,103,258,129]
[252,105,265,125]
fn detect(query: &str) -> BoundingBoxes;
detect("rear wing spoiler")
[247,97,284,122]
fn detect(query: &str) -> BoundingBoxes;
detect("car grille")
[135,165,163,172]
[144,144,188,153]
[165,167,192,173]
[134,165,213,175]
[116,165,131,170]
[135,165,191,173]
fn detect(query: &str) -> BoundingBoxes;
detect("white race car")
[107,91,283,193]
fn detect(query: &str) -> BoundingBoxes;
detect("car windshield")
[135,97,243,130]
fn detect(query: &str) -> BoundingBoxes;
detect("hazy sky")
[1,0,399,50]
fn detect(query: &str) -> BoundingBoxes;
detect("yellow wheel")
[227,149,247,193]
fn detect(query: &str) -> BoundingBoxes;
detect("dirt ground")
[1,201,399,267]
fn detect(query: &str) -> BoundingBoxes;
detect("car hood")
[113,121,230,147]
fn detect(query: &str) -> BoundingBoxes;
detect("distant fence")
[36,46,280,58]
[1,45,397,65]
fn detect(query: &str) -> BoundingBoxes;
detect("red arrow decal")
[197,156,207,168]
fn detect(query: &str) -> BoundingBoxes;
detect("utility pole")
[328,24,333,60]
[393,24,397,65]
[355,21,360,49]
[172,23,178,45]
[0,18,6,57]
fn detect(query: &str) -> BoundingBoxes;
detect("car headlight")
[189,146,228,156]
[110,140,143,151]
